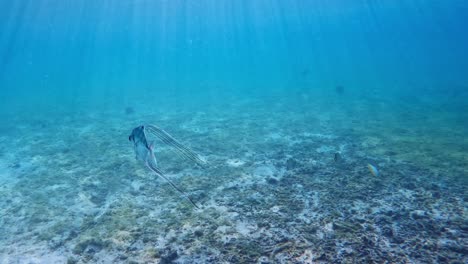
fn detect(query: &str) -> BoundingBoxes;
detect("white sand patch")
[45,184,69,191]
[205,200,240,219]
[398,188,415,199]
[235,221,257,236]
[266,132,283,140]
[78,124,94,136]
[215,225,232,234]
[214,225,239,244]
[131,180,144,191]
[315,145,335,153]
[317,222,334,239]
[226,159,245,167]
[302,132,336,139]
[1,241,68,264]
[270,206,281,213]
[0,158,22,189]
[77,192,97,208]
[253,165,275,178]
[295,249,316,264]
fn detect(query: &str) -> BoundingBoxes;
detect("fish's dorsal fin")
[145,160,200,209]
[145,124,207,167]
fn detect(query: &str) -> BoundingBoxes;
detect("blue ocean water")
[0,1,466,263]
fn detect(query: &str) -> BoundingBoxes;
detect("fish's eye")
[129,135,133,141]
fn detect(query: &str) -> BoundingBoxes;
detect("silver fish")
[367,163,379,177]
[129,125,206,208]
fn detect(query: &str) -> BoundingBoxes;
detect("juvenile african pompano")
[129,125,206,208]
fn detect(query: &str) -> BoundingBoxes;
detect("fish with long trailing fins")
[128,124,207,208]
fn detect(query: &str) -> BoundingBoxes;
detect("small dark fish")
[129,124,207,208]
[125,107,135,115]
[334,152,342,162]
[335,85,344,94]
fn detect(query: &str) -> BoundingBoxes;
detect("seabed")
[0,91,466,263]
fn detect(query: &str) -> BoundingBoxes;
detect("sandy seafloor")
[0,90,466,263]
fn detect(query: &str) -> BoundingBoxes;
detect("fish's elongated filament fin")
[146,160,200,209]
[145,124,207,167]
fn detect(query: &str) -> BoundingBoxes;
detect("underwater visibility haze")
[0,1,467,263]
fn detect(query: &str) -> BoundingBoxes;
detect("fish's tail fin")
[146,160,200,209]
[145,124,207,168]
